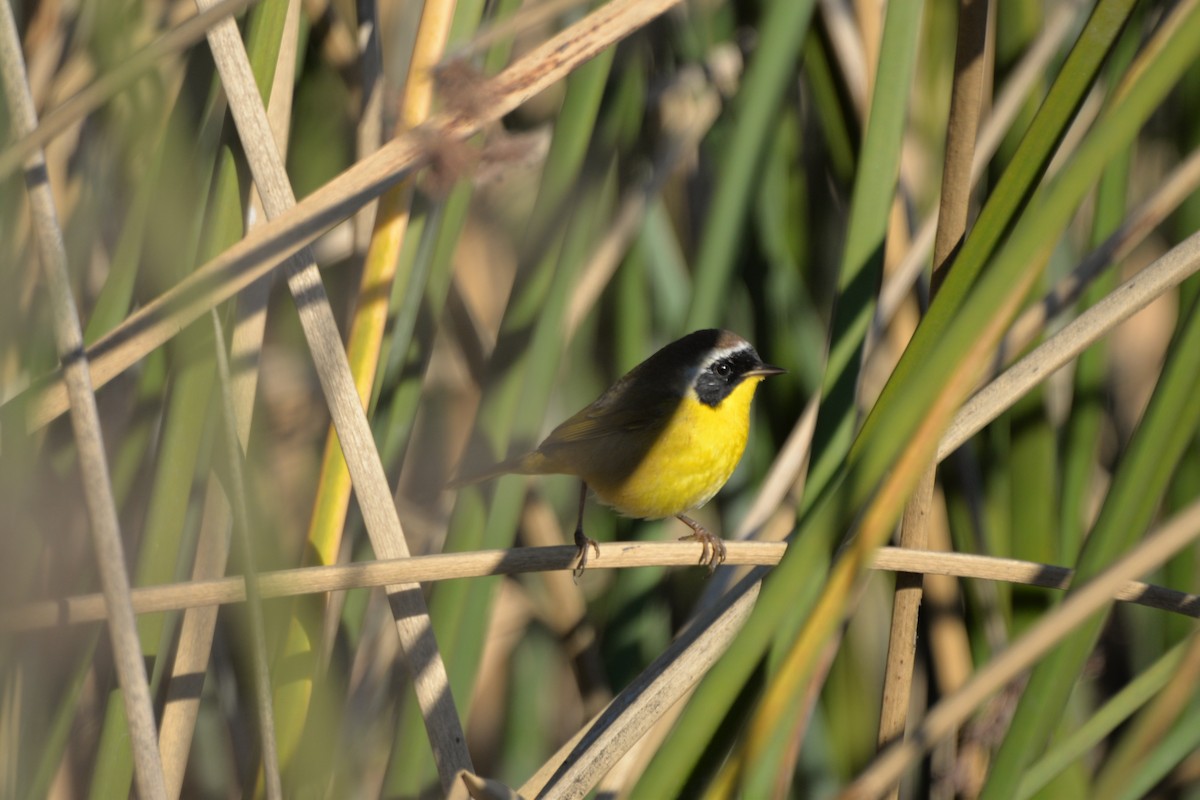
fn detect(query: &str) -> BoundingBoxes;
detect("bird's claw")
[678,528,727,575]
[573,528,600,581]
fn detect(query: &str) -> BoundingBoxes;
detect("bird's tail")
[446,450,551,489]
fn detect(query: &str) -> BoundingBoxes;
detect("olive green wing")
[538,370,681,448]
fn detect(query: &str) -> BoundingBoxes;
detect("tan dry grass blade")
[197,0,473,785]
[8,543,1196,632]
[0,3,167,797]
[843,499,1200,799]
[939,227,1200,460]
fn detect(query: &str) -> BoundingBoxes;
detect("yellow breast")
[586,377,763,519]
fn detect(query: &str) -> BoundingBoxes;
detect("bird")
[450,329,784,576]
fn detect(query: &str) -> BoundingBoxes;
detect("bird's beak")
[746,364,786,378]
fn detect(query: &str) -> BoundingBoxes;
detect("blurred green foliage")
[3,0,1200,797]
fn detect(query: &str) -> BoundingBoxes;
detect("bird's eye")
[714,361,732,378]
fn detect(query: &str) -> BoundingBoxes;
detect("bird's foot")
[573,526,600,581]
[677,515,727,575]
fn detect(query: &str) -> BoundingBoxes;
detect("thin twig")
[939,228,1200,460]
[0,3,167,796]
[6,541,1197,632]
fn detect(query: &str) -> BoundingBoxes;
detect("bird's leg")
[676,514,727,575]
[573,481,600,579]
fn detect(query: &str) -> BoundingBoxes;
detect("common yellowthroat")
[452,329,783,575]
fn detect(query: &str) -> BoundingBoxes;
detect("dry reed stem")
[197,0,473,785]
[159,477,240,797]
[920,489,975,696]
[0,3,167,796]
[843,499,1200,799]
[159,291,276,790]
[939,227,1200,460]
[7,542,1197,632]
[928,0,989,292]
[877,0,989,773]
[264,0,300,155]
[878,468,936,746]
[874,0,1087,331]
[287,0,458,772]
